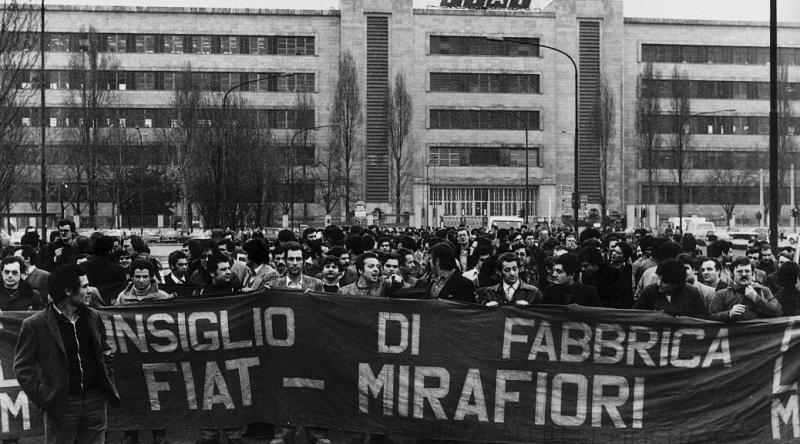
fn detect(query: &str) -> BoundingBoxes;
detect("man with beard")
[163,250,189,285]
[478,252,542,307]
[193,252,242,296]
[328,246,357,286]
[319,256,343,293]
[0,256,43,311]
[709,256,782,322]
[542,253,600,306]
[267,242,324,292]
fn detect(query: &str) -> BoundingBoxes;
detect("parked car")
[142,229,163,244]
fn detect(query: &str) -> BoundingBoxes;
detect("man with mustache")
[709,256,782,322]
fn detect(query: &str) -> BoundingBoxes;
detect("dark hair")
[676,252,699,269]
[321,255,339,268]
[1,256,27,275]
[654,241,684,262]
[554,253,581,277]
[49,263,86,304]
[243,238,270,265]
[323,225,344,246]
[680,233,697,254]
[655,259,687,285]
[383,252,401,265]
[578,227,601,244]
[614,241,633,262]
[577,246,604,267]
[700,257,722,271]
[777,261,800,287]
[398,234,417,250]
[779,251,795,261]
[277,229,297,244]
[344,235,365,255]
[730,255,753,271]
[93,235,115,256]
[707,240,732,259]
[207,252,230,275]
[130,258,154,276]
[20,231,40,248]
[430,242,457,271]
[354,251,380,274]
[56,219,75,232]
[14,246,36,265]
[168,250,188,269]
[71,235,92,255]
[746,246,761,256]
[126,235,148,255]
[282,241,304,260]
[495,252,519,271]
[219,239,236,253]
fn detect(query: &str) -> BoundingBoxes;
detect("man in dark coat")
[543,253,601,306]
[14,263,120,443]
[41,219,76,271]
[80,235,128,302]
[427,242,476,303]
[634,259,707,318]
[0,256,44,311]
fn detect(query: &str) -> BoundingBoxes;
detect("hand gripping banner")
[1,290,800,443]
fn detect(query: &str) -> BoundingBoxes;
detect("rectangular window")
[106,34,128,53]
[642,44,800,65]
[134,72,156,90]
[430,109,540,130]
[135,35,156,53]
[220,36,239,54]
[191,35,212,54]
[249,37,267,55]
[430,73,539,93]
[163,35,184,53]
[430,36,539,57]
[47,33,72,52]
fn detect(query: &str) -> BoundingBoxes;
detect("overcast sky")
[36,0,800,22]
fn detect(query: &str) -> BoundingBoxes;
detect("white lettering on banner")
[398,365,411,417]
[140,359,259,411]
[378,313,421,355]
[501,318,731,368]
[358,364,645,428]
[107,308,295,353]
[772,320,800,439]
[0,359,19,389]
[0,392,29,433]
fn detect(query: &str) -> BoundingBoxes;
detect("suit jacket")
[231,260,248,286]
[163,273,186,285]
[427,271,476,303]
[268,274,324,292]
[477,281,543,306]
[13,304,120,420]
[542,283,601,306]
[243,264,279,291]
[25,268,50,299]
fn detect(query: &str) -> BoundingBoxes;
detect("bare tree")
[158,63,206,230]
[65,26,117,226]
[666,67,692,224]
[314,129,343,218]
[294,91,315,222]
[593,78,615,229]
[778,65,797,190]
[0,1,38,227]
[635,63,661,205]
[330,51,362,223]
[386,72,413,222]
[710,158,755,227]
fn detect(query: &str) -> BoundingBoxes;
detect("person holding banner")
[633,258,706,318]
[477,252,542,307]
[267,242,324,292]
[542,253,600,306]
[13,263,120,444]
[338,252,404,298]
[241,238,278,292]
[192,252,243,296]
[163,250,189,285]
[709,256,782,322]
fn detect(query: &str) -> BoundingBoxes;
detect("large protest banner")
[1,290,800,442]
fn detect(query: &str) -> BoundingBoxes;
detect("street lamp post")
[39,0,47,241]
[677,109,736,235]
[486,36,579,232]
[134,126,143,236]
[288,124,339,230]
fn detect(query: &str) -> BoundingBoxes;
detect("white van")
[486,216,524,230]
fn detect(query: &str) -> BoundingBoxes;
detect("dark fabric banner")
[1,290,800,442]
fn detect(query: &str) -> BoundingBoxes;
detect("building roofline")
[624,17,800,28]
[45,4,339,16]
[413,7,554,17]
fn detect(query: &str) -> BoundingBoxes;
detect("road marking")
[283,378,325,389]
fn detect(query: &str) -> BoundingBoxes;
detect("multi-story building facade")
[7,0,799,230]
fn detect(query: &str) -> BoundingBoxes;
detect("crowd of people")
[5,218,799,444]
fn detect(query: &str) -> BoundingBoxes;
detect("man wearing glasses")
[42,219,76,271]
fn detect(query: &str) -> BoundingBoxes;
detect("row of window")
[430,36,539,57]
[650,115,799,135]
[19,108,315,129]
[639,150,793,170]
[641,44,800,66]
[642,185,792,205]
[429,146,541,167]
[21,70,315,93]
[42,33,315,55]
[428,187,527,218]
[641,79,800,101]
[430,73,540,94]
[430,109,540,130]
